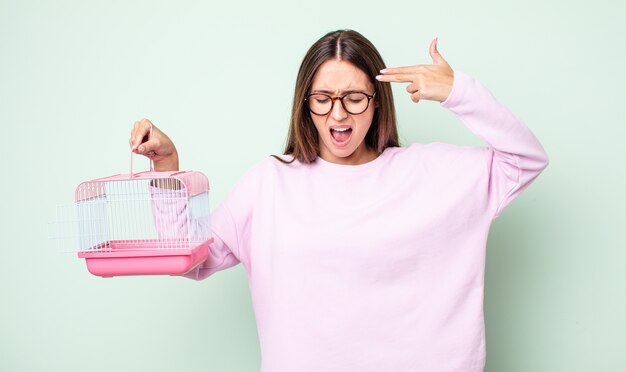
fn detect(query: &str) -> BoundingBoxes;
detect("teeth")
[332,127,350,132]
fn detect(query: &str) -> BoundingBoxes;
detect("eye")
[346,93,366,103]
[313,95,330,104]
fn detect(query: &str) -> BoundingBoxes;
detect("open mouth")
[330,127,352,145]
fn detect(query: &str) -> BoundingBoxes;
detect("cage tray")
[77,238,213,277]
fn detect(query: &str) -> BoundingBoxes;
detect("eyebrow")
[310,89,368,95]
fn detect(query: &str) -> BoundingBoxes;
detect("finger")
[136,137,160,155]
[130,121,146,151]
[410,91,420,103]
[376,73,415,83]
[406,82,420,94]
[379,65,422,75]
[429,37,449,66]
[130,119,152,151]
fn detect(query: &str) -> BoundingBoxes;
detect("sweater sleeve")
[182,203,242,280]
[441,71,549,218]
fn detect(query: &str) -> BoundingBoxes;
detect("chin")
[329,148,365,164]
[332,147,355,157]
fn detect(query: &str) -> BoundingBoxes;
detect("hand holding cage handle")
[130,118,179,173]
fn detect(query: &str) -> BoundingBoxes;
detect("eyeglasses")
[304,92,376,116]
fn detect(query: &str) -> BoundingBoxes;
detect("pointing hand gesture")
[376,38,454,103]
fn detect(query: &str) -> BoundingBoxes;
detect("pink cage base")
[77,238,213,277]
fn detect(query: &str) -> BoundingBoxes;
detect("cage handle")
[130,124,154,178]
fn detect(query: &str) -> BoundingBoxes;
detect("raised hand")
[129,118,179,171]
[376,38,454,103]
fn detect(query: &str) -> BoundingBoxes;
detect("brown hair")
[275,29,398,164]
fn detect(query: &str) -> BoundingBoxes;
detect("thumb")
[429,37,449,66]
[136,138,159,155]
[130,133,149,151]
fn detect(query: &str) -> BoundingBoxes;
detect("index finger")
[130,120,152,151]
[379,65,421,75]
[375,73,415,83]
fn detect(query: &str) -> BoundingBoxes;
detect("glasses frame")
[304,91,377,116]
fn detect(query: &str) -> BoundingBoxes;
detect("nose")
[330,97,348,121]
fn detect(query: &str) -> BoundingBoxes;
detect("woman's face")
[309,59,377,165]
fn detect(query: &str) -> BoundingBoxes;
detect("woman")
[130,30,548,372]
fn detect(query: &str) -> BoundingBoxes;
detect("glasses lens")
[342,93,369,114]
[307,94,332,115]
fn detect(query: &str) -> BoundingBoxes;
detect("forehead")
[311,59,373,92]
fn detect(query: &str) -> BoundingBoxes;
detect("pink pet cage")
[55,157,212,277]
